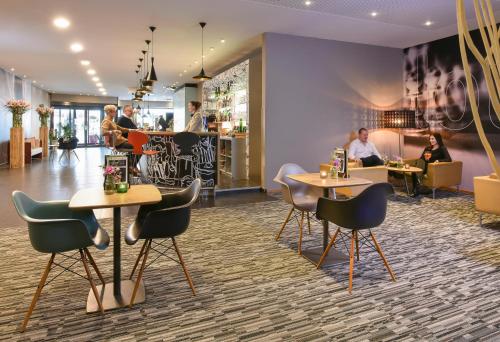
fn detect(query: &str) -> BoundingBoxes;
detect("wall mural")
[403,28,500,146]
[146,134,218,189]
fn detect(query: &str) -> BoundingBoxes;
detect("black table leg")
[113,207,121,297]
[322,188,329,250]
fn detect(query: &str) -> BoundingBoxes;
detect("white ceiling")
[0,0,498,100]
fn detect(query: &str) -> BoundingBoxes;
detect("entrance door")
[53,106,104,147]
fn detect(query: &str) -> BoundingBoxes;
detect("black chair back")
[173,132,200,156]
[316,183,394,230]
[137,179,201,240]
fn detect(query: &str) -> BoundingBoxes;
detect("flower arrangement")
[103,166,122,194]
[35,104,54,127]
[330,158,341,179]
[4,99,30,128]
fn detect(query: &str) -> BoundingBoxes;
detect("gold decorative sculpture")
[457,0,500,176]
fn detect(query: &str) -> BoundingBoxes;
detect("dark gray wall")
[262,33,403,189]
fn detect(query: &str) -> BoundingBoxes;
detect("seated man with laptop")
[348,128,384,167]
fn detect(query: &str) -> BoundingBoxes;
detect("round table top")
[386,166,423,173]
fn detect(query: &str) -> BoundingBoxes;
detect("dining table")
[286,173,372,266]
[69,184,162,312]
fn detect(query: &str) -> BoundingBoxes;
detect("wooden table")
[387,166,423,195]
[286,174,372,266]
[69,184,162,312]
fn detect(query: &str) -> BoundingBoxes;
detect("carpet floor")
[1,192,500,341]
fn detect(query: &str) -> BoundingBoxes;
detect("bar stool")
[125,179,201,307]
[128,131,159,183]
[173,132,201,185]
[11,191,110,332]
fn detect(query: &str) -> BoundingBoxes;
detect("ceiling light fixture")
[53,17,70,29]
[220,39,225,44]
[371,11,378,17]
[305,0,312,6]
[87,69,96,75]
[10,68,15,72]
[80,60,90,66]
[92,77,99,82]
[146,26,158,83]
[70,42,84,53]
[193,22,212,81]
[99,88,105,92]
[96,82,103,87]
[424,20,433,26]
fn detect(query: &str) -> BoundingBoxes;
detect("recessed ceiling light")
[102,92,107,96]
[424,20,433,26]
[87,69,96,75]
[98,88,105,92]
[96,82,103,87]
[194,60,199,64]
[80,60,90,66]
[70,42,84,53]
[371,11,378,17]
[183,69,187,73]
[53,17,70,29]
[305,0,312,6]
[33,80,37,83]
[10,67,14,72]
[220,39,226,44]
[23,75,27,78]
[92,77,99,82]
[209,47,215,52]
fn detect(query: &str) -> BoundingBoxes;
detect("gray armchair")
[273,163,323,255]
[11,191,110,332]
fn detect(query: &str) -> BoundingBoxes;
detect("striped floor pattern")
[1,192,500,341]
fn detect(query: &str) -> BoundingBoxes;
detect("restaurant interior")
[1,0,500,340]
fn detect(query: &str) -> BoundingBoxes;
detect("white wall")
[262,33,403,189]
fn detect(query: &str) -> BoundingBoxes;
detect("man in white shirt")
[348,128,384,167]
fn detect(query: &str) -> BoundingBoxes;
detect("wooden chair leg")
[20,253,55,332]
[275,207,294,241]
[129,240,148,280]
[307,212,311,235]
[316,228,340,269]
[80,249,104,314]
[84,248,105,285]
[355,231,360,261]
[298,211,304,255]
[172,237,196,296]
[348,231,355,294]
[370,231,396,282]
[130,240,152,307]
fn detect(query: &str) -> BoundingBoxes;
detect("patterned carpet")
[1,192,500,341]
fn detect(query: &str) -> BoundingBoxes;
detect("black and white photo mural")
[403,27,500,190]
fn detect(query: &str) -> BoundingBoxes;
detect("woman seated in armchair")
[410,132,452,197]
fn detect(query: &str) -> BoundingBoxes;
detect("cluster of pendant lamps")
[132,22,212,102]
[133,26,158,102]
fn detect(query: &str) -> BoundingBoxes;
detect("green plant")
[61,124,74,141]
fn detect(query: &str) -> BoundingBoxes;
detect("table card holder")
[332,148,348,178]
[105,155,129,184]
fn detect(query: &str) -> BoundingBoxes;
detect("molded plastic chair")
[315,183,396,293]
[128,131,159,183]
[273,163,323,254]
[125,179,201,307]
[11,191,110,331]
[173,132,201,181]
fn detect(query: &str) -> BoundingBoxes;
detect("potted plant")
[35,104,53,127]
[5,99,30,128]
[103,166,121,194]
[5,99,30,168]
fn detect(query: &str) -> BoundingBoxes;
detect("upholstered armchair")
[405,159,463,198]
[474,173,500,226]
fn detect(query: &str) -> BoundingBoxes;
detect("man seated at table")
[348,128,384,167]
[117,105,137,138]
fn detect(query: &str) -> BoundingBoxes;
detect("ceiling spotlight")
[10,67,14,72]
[98,88,105,92]
[424,20,433,26]
[220,39,226,44]
[370,11,378,17]
[70,42,84,53]
[183,69,187,73]
[87,69,96,75]
[33,80,37,83]
[194,60,199,64]
[53,17,70,29]
[305,0,312,6]
[96,82,103,87]
[92,77,99,82]
[23,75,27,78]
[102,92,107,95]
[179,73,183,77]
[80,60,90,66]
[209,47,215,52]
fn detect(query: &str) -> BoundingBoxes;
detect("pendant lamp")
[147,26,158,82]
[193,22,212,81]
[143,41,154,87]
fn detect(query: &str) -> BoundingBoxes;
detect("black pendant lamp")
[143,41,154,87]
[147,26,158,82]
[193,22,212,81]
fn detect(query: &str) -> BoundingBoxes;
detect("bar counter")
[144,131,219,189]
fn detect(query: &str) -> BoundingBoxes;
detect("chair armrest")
[403,158,419,166]
[425,161,463,188]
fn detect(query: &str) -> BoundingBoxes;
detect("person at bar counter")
[117,104,137,138]
[101,104,140,174]
[410,132,452,197]
[348,128,384,167]
[184,101,204,132]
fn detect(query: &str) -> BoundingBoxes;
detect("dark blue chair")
[12,191,110,331]
[315,183,396,293]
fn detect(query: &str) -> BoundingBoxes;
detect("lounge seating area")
[1,1,500,341]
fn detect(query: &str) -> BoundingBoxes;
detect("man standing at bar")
[348,128,384,167]
[117,105,137,138]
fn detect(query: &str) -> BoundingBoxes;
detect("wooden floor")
[0,147,276,228]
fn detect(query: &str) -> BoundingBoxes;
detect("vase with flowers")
[35,104,54,127]
[330,158,341,179]
[103,166,121,194]
[5,99,30,128]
